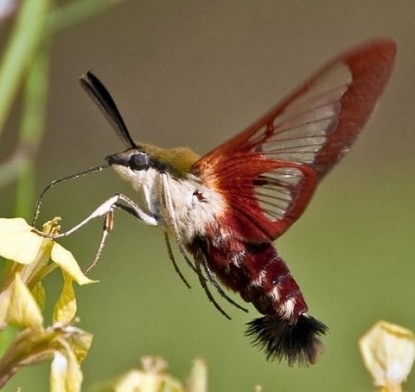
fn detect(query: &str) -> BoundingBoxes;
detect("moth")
[34,38,396,366]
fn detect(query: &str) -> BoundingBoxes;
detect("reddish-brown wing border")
[192,39,396,241]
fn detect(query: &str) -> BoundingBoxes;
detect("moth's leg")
[198,250,248,313]
[163,231,191,289]
[47,193,159,273]
[84,209,114,273]
[117,192,193,289]
[52,193,158,239]
[159,174,200,274]
[194,255,232,320]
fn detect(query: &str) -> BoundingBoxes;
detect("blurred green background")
[1,1,415,391]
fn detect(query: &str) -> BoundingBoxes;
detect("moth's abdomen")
[238,242,327,365]
[246,312,327,366]
[190,236,327,366]
[239,242,307,319]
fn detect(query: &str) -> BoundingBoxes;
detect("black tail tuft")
[246,313,328,366]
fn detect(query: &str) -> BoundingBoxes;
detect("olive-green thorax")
[139,143,201,177]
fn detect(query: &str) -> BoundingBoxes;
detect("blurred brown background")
[1,2,415,391]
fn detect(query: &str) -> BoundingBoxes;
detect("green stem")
[48,0,122,33]
[14,45,50,219]
[0,0,121,188]
[0,0,50,138]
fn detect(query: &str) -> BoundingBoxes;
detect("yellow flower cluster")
[0,217,95,391]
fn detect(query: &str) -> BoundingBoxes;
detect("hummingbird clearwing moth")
[34,38,396,366]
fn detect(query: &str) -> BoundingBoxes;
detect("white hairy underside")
[160,171,226,241]
[112,165,225,241]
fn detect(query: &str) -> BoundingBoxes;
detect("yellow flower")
[0,218,94,285]
[359,321,415,392]
[96,357,207,392]
[0,217,95,391]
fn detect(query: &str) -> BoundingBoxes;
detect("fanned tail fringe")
[246,313,328,366]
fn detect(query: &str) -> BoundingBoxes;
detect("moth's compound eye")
[129,152,150,171]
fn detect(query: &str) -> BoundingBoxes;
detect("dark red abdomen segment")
[189,232,327,365]
[237,242,307,317]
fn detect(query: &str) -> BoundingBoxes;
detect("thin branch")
[0,0,50,137]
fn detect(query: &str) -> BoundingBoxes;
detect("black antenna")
[79,72,137,149]
[32,164,109,225]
